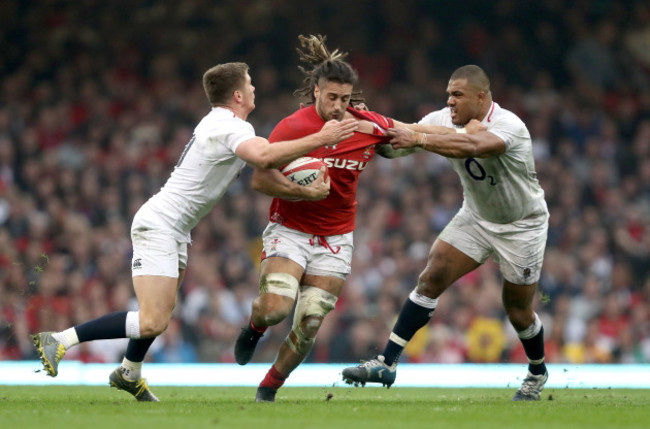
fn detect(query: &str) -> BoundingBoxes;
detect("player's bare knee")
[262,308,290,326]
[139,315,169,337]
[254,295,293,326]
[416,272,444,298]
[506,307,534,331]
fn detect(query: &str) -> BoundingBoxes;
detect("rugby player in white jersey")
[342,65,550,401]
[30,62,357,401]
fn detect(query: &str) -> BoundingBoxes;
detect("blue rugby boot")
[342,355,397,388]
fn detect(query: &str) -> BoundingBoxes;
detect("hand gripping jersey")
[268,106,393,235]
[419,102,548,224]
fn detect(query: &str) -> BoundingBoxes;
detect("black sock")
[125,337,156,362]
[74,311,128,343]
[521,326,546,376]
[382,298,434,365]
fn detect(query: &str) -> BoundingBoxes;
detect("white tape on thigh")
[260,273,299,299]
[291,286,338,332]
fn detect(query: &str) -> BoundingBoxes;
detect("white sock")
[53,328,79,349]
[120,358,143,381]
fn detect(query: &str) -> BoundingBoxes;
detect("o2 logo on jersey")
[465,158,497,186]
[322,158,368,171]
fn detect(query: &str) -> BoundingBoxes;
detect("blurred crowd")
[1,0,649,366]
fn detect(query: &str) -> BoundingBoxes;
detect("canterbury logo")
[132,258,142,269]
[322,158,368,171]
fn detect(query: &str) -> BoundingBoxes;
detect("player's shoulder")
[489,102,525,127]
[196,108,254,140]
[419,107,449,126]
[488,103,531,145]
[199,108,249,128]
[270,105,321,142]
[287,105,318,119]
[279,105,320,128]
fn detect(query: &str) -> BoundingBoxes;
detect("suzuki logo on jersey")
[322,158,368,171]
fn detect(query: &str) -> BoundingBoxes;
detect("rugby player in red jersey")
[234,35,456,402]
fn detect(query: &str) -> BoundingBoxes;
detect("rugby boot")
[109,368,160,402]
[512,371,548,401]
[235,322,264,365]
[31,332,66,377]
[255,386,277,403]
[342,355,396,388]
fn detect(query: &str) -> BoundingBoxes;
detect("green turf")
[0,385,646,429]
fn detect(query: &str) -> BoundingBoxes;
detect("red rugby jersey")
[267,106,393,235]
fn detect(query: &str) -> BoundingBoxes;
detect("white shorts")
[131,227,188,278]
[261,222,353,279]
[438,207,548,285]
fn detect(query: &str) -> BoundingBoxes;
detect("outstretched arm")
[236,119,357,169]
[388,119,501,158]
[376,119,459,158]
[392,119,459,135]
[251,167,330,201]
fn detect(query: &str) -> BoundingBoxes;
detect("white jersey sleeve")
[133,107,254,241]
[419,103,548,224]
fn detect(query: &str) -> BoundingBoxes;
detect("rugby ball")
[281,157,327,186]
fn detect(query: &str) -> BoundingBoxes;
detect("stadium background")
[0,0,649,371]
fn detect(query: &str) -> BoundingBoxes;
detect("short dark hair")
[202,62,249,105]
[450,65,490,93]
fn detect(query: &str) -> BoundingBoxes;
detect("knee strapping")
[259,272,299,299]
[286,286,338,355]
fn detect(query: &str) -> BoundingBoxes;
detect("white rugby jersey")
[419,102,548,224]
[134,107,253,241]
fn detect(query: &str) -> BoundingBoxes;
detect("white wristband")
[456,128,467,134]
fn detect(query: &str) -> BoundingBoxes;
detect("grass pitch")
[1,385,646,429]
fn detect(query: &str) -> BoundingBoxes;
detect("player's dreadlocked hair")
[293,34,364,105]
